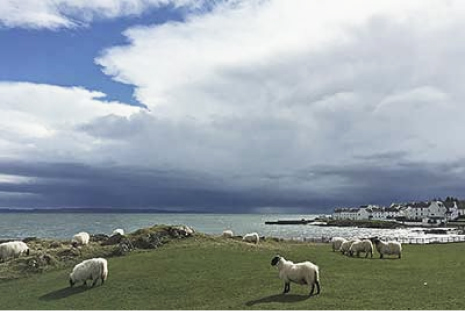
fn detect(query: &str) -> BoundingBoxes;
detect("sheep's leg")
[92,278,99,287]
[398,253,401,259]
[315,280,321,295]
[83,280,87,287]
[380,253,384,259]
[309,283,315,296]
[283,282,290,294]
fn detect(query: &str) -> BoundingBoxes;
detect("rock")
[49,241,62,248]
[101,234,122,246]
[91,234,109,243]
[56,248,80,258]
[169,226,195,238]
[23,237,39,243]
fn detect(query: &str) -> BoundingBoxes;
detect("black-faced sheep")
[69,257,108,287]
[71,232,90,247]
[371,238,402,259]
[331,237,347,252]
[340,239,359,255]
[271,255,321,296]
[0,241,30,262]
[348,239,373,258]
[112,229,124,236]
[243,232,259,244]
[222,230,234,238]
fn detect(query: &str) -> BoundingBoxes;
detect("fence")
[290,235,465,244]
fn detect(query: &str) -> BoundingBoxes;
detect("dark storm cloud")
[1,159,465,212]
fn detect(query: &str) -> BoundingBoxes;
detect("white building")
[333,200,458,223]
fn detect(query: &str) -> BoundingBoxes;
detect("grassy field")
[0,235,465,309]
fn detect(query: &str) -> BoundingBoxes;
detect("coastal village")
[332,197,465,226]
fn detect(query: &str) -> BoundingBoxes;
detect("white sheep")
[242,232,259,244]
[372,238,402,259]
[271,255,321,296]
[340,239,359,255]
[331,237,347,252]
[348,239,373,258]
[71,232,90,247]
[222,230,234,238]
[112,229,125,236]
[0,241,30,262]
[69,257,108,287]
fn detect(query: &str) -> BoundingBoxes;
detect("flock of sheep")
[332,236,402,259]
[0,228,123,287]
[0,227,403,297]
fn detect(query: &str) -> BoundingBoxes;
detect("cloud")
[4,0,465,211]
[0,0,203,29]
[0,82,141,161]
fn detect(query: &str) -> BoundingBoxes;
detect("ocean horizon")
[0,212,443,243]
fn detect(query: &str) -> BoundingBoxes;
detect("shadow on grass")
[245,293,310,306]
[39,286,88,301]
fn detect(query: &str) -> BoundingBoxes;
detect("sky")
[1,0,465,213]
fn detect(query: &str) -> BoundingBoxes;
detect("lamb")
[222,230,234,238]
[112,229,125,236]
[0,241,30,262]
[371,238,402,259]
[348,239,373,258]
[242,232,259,244]
[271,255,321,296]
[331,237,347,252]
[340,239,359,255]
[71,232,90,247]
[69,257,108,287]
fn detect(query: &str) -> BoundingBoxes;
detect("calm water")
[0,213,434,241]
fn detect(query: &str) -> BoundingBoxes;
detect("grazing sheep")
[271,255,321,296]
[69,258,108,287]
[0,241,30,262]
[71,232,90,247]
[348,239,373,258]
[112,229,125,236]
[340,239,359,255]
[222,230,234,238]
[372,238,402,259]
[242,232,259,244]
[331,237,347,252]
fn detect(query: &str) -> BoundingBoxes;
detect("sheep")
[331,237,347,252]
[112,229,125,236]
[222,230,234,238]
[0,241,30,262]
[371,238,402,259]
[271,255,321,296]
[348,239,373,258]
[71,232,90,247]
[340,239,359,255]
[69,257,108,287]
[242,232,259,244]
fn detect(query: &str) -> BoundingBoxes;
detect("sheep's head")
[271,255,281,266]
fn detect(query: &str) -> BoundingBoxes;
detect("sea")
[1,213,460,244]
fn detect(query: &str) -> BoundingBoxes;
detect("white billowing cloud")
[4,0,465,206]
[0,82,141,160]
[93,0,465,196]
[0,0,201,29]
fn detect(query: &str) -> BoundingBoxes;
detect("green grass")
[1,236,465,309]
